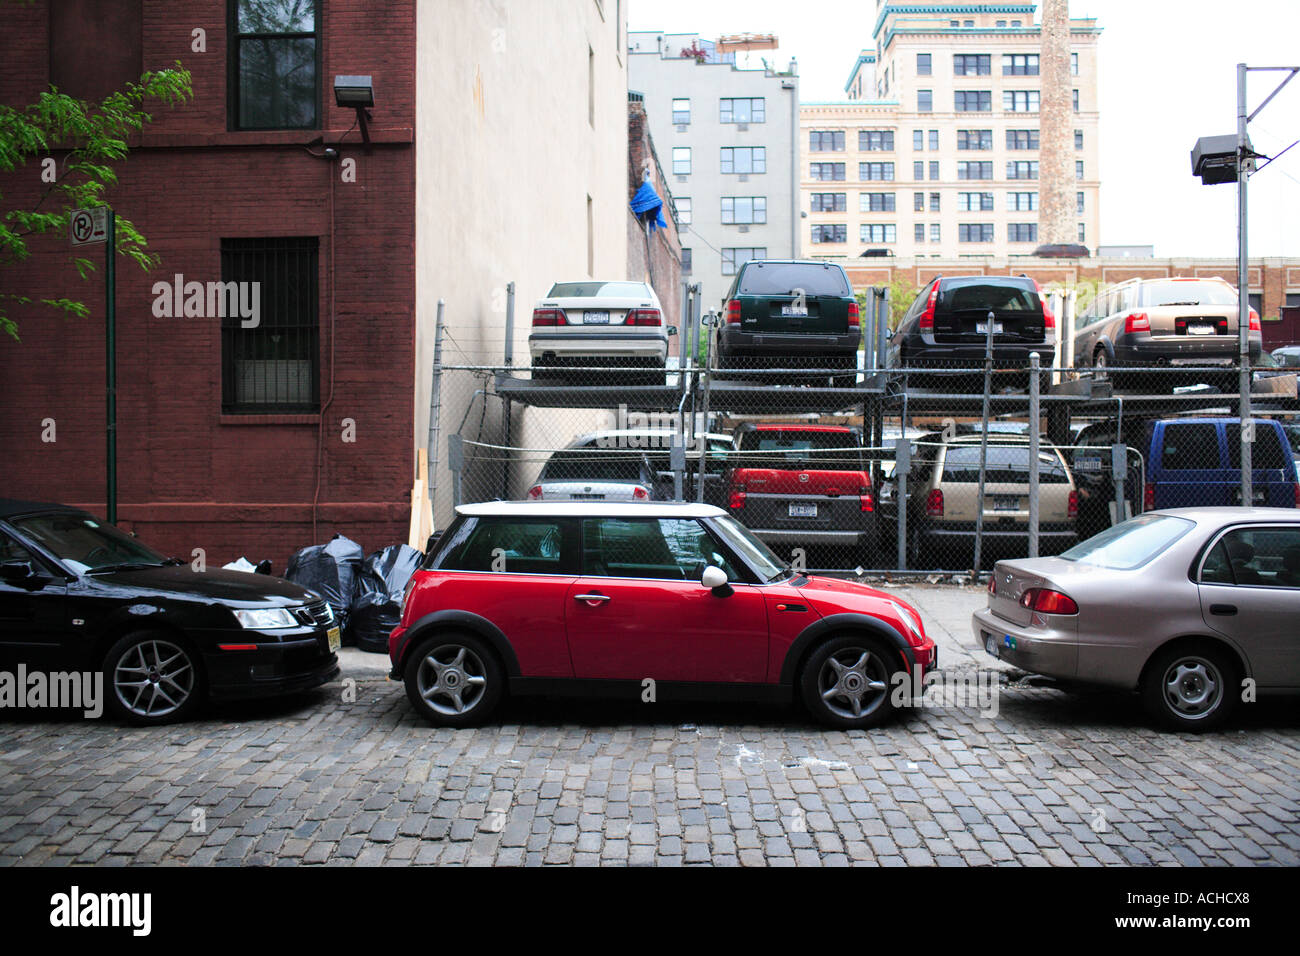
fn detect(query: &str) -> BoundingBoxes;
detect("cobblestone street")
[2,586,1297,867]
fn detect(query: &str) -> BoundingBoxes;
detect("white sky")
[628,0,1300,258]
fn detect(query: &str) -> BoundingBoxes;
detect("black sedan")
[0,499,340,724]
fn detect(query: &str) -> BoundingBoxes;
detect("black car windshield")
[1060,514,1194,570]
[11,512,168,573]
[710,515,787,581]
[547,281,652,299]
[541,451,646,483]
[1138,280,1237,308]
[738,262,850,297]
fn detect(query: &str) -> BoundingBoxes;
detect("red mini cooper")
[390,502,936,728]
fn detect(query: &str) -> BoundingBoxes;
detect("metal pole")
[426,299,446,525]
[1113,395,1126,522]
[896,436,909,571]
[696,310,713,503]
[877,286,890,371]
[1237,62,1253,504]
[1028,352,1040,559]
[105,208,116,524]
[679,280,691,370]
[971,310,995,577]
[504,280,516,368]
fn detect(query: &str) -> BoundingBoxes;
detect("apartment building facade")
[629,32,799,312]
[801,2,1101,261]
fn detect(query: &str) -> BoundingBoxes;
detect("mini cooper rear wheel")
[1142,643,1238,732]
[800,635,904,729]
[103,631,203,725]
[404,632,503,727]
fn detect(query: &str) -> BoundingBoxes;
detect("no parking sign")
[69,206,108,245]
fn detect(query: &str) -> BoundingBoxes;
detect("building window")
[917,53,931,75]
[721,147,766,174]
[810,162,845,181]
[1003,90,1040,112]
[996,20,1006,28]
[221,237,319,412]
[955,90,992,112]
[1078,223,1086,243]
[810,130,845,151]
[928,161,939,180]
[860,162,895,181]
[963,19,974,27]
[1075,129,1084,150]
[930,223,941,243]
[672,98,691,124]
[1073,89,1080,112]
[1006,129,1039,150]
[914,223,925,242]
[958,191,993,211]
[721,196,767,224]
[230,0,319,130]
[1007,191,1038,211]
[1076,160,1085,180]
[860,192,896,212]
[681,247,692,273]
[859,130,895,151]
[810,225,847,244]
[672,147,691,175]
[928,129,939,150]
[929,192,940,212]
[913,129,924,150]
[953,54,991,76]
[913,160,924,180]
[811,192,848,212]
[1011,20,1022,27]
[1071,52,1079,75]
[860,224,896,243]
[957,161,992,180]
[674,197,691,225]
[1002,54,1039,76]
[722,247,766,274]
[913,192,925,211]
[720,97,765,123]
[959,223,994,243]
[1008,223,1038,243]
[1006,160,1039,180]
[918,90,933,112]
[1076,191,1085,214]
[957,129,993,150]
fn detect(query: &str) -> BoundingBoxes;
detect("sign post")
[71,207,115,523]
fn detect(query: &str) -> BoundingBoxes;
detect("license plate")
[782,306,808,317]
[584,311,610,324]
[327,626,341,652]
[983,633,999,658]
[1185,323,1215,335]
[789,502,818,518]
[975,322,1004,334]
[1075,456,1102,472]
[992,495,1019,512]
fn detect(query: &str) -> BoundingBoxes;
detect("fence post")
[696,310,714,503]
[504,281,515,367]
[1028,351,1041,559]
[972,310,996,578]
[896,436,910,570]
[448,433,464,507]
[876,286,890,371]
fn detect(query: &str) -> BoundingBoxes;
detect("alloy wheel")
[415,644,489,716]
[817,646,890,719]
[113,638,196,718]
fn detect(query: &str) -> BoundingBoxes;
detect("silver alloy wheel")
[416,644,488,716]
[113,638,196,718]
[818,646,890,719]
[1161,655,1223,720]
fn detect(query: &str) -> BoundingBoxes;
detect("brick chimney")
[1038,0,1074,245]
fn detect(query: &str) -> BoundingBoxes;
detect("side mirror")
[701,565,729,592]
[0,560,36,582]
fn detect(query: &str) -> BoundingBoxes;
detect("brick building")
[627,96,684,334]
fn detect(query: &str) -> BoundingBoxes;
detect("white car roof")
[455,501,728,519]
[566,429,730,447]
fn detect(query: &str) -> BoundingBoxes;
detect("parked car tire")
[799,634,903,729]
[403,631,504,727]
[103,631,204,725]
[1141,642,1238,732]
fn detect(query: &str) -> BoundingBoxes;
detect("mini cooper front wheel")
[1142,643,1238,732]
[103,631,203,725]
[800,635,904,729]
[404,632,503,727]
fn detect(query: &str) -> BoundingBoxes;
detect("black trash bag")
[348,544,423,653]
[284,534,364,638]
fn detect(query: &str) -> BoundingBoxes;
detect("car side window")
[1204,528,1300,588]
[441,518,572,574]
[0,532,38,565]
[582,518,740,581]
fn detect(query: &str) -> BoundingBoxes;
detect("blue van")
[1143,417,1298,510]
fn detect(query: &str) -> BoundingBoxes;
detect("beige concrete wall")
[415,0,629,522]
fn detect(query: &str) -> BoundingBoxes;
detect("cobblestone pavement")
[1,585,1297,866]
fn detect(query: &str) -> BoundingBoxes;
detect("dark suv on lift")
[713,259,861,386]
[887,274,1056,390]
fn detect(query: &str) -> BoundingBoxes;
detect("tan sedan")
[972,508,1300,731]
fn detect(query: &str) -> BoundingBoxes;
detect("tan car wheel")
[1142,644,1238,733]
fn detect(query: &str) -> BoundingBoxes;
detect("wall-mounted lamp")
[334,75,375,150]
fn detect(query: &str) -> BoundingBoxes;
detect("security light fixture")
[334,75,375,151]
[1191,133,1251,185]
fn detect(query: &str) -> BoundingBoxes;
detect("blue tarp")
[630,180,668,232]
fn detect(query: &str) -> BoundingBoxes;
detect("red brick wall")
[627,102,683,332]
[0,1,416,568]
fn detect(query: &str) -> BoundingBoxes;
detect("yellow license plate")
[327,626,341,652]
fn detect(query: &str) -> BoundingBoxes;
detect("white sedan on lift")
[529,280,676,386]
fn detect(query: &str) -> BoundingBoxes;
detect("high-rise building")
[802,2,1101,260]
[629,32,799,312]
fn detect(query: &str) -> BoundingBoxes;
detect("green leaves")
[0,63,193,341]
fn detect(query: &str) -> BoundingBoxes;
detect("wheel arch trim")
[778,612,916,686]
[393,609,521,678]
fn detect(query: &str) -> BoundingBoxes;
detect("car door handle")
[574,593,611,603]
[1209,603,1237,616]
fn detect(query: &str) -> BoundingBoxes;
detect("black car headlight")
[233,607,298,630]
